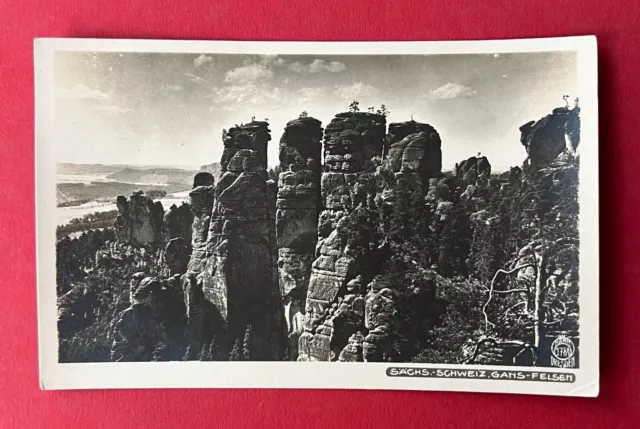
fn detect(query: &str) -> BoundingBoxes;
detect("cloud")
[57,84,111,100]
[194,54,213,67]
[211,83,282,106]
[259,55,347,74]
[162,84,183,91]
[259,55,284,66]
[299,87,326,98]
[92,105,133,114]
[287,61,307,73]
[209,60,284,107]
[333,82,379,99]
[309,59,347,73]
[298,87,327,103]
[429,82,477,100]
[185,72,209,85]
[225,63,273,84]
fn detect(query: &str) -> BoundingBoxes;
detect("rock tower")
[276,117,323,359]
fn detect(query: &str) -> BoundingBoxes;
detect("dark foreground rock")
[519,105,580,167]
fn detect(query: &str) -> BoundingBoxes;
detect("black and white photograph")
[35,37,599,395]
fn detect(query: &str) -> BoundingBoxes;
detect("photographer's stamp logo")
[550,334,576,368]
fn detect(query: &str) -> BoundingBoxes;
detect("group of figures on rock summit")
[56,101,581,365]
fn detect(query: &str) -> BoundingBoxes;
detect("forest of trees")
[333,152,580,365]
[56,210,118,239]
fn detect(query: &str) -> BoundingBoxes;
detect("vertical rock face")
[298,112,386,361]
[186,174,216,275]
[276,117,323,360]
[186,122,285,360]
[114,190,165,248]
[162,202,194,276]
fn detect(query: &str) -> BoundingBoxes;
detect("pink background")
[0,0,637,427]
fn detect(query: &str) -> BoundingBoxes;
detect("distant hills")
[106,168,197,185]
[57,163,123,175]
[57,182,190,206]
[56,163,222,207]
[200,163,222,178]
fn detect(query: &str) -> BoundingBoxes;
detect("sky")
[53,50,577,171]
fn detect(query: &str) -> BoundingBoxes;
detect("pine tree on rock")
[242,325,253,361]
[229,338,242,361]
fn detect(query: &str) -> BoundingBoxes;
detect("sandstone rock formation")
[186,173,216,275]
[114,190,165,248]
[386,121,442,191]
[358,121,446,361]
[323,112,386,172]
[221,121,270,172]
[455,156,491,184]
[163,237,191,275]
[186,122,285,360]
[163,203,194,245]
[298,112,386,361]
[276,117,323,359]
[519,106,580,167]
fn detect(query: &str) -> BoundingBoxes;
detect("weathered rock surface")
[163,202,194,246]
[163,237,191,275]
[186,122,285,360]
[114,191,165,248]
[299,112,386,361]
[221,121,270,172]
[276,117,323,359]
[520,106,581,167]
[323,112,386,172]
[186,181,215,274]
[386,121,442,193]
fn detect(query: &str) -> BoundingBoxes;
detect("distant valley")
[55,163,220,207]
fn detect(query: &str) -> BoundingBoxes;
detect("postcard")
[35,36,598,395]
